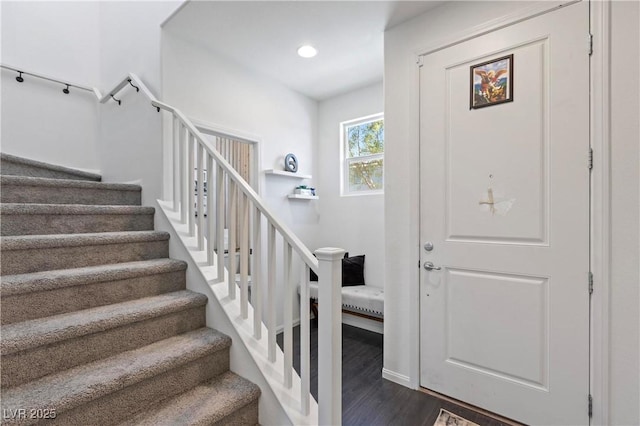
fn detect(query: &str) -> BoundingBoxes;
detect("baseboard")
[275,319,301,335]
[382,368,412,388]
[342,312,383,334]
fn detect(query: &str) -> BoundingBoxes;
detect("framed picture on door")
[470,54,513,109]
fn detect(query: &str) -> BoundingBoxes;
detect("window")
[341,113,384,195]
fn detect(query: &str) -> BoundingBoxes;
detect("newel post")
[315,247,344,426]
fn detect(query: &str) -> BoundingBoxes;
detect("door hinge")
[417,56,424,68]
[588,33,594,56]
[589,272,594,295]
[588,394,593,418]
[589,148,594,171]
[418,260,421,269]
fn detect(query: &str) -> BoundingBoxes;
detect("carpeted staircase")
[0,153,260,425]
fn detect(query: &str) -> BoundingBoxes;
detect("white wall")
[0,0,181,194]
[0,1,100,172]
[161,34,319,331]
[99,1,181,94]
[609,1,639,424]
[97,1,181,205]
[384,2,639,425]
[316,82,385,289]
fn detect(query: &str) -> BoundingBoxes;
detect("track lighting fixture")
[63,84,70,94]
[16,71,24,83]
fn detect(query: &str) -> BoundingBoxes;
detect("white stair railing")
[152,100,343,424]
[2,63,343,423]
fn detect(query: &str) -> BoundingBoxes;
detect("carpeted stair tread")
[1,259,187,296]
[1,290,207,355]
[0,175,139,191]
[0,260,188,325]
[1,230,170,276]
[0,204,156,236]
[0,175,141,205]
[0,153,260,424]
[0,230,169,251]
[120,371,261,426]
[0,153,102,181]
[0,203,155,215]
[0,328,232,415]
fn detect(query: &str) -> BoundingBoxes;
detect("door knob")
[423,261,441,271]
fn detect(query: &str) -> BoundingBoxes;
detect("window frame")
[340,113,384,197]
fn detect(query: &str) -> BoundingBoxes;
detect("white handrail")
[152,98,343,424]
[1,63,97,97]
[8,65,340,424]
[2,64,317,268]
[151,100,319,272]
[1,64,158,108]
[98,73,159,106]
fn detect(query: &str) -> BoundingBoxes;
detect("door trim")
[589,1,612,425]
[412,1,577,58]
[410,2,612,424]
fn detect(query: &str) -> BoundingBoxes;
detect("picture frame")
[470,54,513,109]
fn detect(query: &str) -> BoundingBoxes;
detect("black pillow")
[309,252,349,282]
[341,255,365,286]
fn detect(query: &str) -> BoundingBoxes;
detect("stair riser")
[42,352,229,426]
[214,401,260,426]
[1,270,186,325]
[0,240,169,275]
[0,159,101,182]
[1,213,154,236]
[2,307,206,387]
[0,185,140,205]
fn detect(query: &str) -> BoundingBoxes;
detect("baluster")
[228,179,237,299]
[300,263,310,415]
[207,152,215,266]
[226,138,232,171]
[249,142,255,188]
[172,115,179,212]
[267,224,276,362]
[180,123,187,224]
[216,165,225,282]
[252,206,262,339]
[188,133,195,236]
[316,248,345,426]
[197,143,205,250]
[283,243,293,388]
[240,191,250,319]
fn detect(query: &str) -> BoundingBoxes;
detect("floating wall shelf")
[264,169,312,180]
[287,194,319,200]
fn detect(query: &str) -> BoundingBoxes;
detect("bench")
[298,283,384,322]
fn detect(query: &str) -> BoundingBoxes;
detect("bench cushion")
[301,283,384,318]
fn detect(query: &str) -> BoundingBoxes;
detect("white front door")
[419,3,590,425]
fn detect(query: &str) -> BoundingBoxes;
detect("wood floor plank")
[278,321,519,426]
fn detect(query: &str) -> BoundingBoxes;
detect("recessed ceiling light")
[297,45,317,58]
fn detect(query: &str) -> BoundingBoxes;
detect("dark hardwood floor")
[278,321,516,426]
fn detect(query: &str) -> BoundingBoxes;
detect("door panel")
[445,269,548,389]
[419,2,589,425]
[446,39,548,244]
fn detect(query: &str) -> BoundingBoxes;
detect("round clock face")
[285,153,298,173]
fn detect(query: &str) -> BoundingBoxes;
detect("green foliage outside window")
[346,118,384,192]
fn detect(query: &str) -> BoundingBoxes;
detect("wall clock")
[284,153,298,173]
